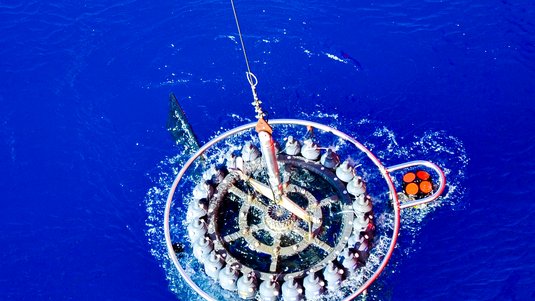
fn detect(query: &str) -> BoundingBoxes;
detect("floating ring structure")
[164,119,446,300]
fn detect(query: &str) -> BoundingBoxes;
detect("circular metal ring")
[164,119,401,301]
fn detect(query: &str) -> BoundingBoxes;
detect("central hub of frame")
[265,205,296,232]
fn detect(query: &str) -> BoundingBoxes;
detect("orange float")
[402,170,433,198]
[419,181,433,194]
[405,182,419,195]
[402,172,416,183]
[416,170,430,181]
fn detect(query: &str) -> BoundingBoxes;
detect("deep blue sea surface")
[1,0,535,300]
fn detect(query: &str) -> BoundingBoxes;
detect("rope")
[230,0,265,119]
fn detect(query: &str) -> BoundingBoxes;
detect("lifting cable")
[230,0,265,120]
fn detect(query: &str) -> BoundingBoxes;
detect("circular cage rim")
[164,118,401,301]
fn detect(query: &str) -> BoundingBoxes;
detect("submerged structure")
[164,118,445,300]
[163,1,446,300]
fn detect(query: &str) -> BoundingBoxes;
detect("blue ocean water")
[1,0,534,300]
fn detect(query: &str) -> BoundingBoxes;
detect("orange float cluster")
[402,170,433,198]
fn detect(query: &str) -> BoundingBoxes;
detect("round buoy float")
[402,170,434,199]
[402,172,416,183]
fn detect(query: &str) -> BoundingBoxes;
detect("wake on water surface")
[144,112,468,300]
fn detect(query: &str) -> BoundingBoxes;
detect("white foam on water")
[324,52,348,64]
[215,35,238,44]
